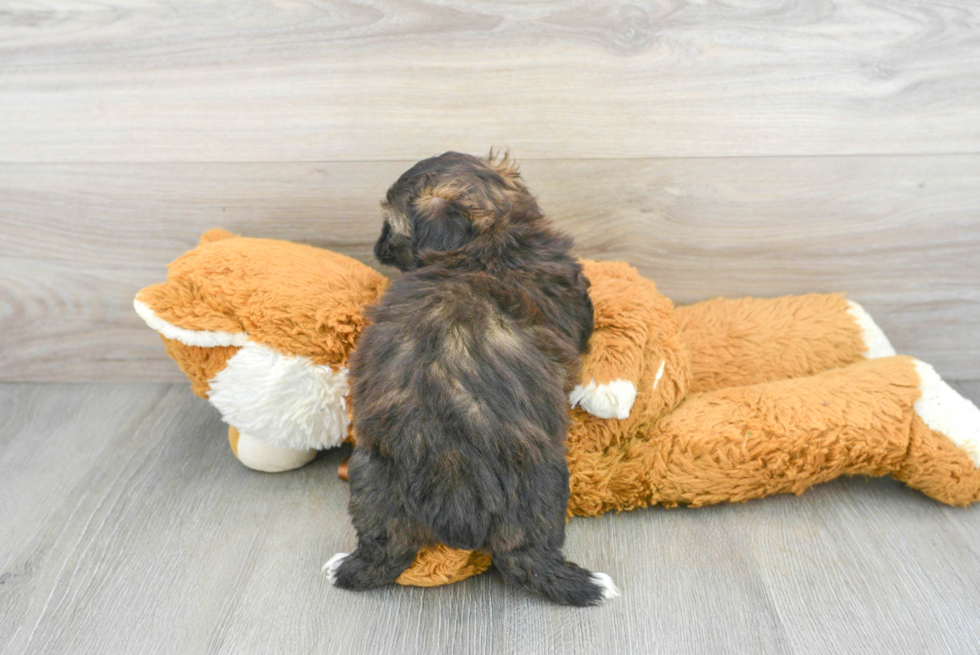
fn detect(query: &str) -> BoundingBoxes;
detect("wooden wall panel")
[2,156,978,381]
[1,0,979,162]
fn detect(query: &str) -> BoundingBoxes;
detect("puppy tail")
[492,549,619,606]
[409,487,492,551]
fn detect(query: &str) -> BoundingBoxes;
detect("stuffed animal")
[135,229,980,587]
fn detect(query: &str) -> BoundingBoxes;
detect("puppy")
[325,152,618,606]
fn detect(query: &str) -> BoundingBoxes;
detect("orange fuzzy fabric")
[137,229,389,369]
[678,294,867,393]
[393,546,494,587]
[136,233,980,589]
[161,339,239,398]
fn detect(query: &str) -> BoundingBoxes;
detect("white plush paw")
[914,360,980,468]
[208,341,351,452]
[234,430,317,473]
[322,552,349,585]
[569,379,637,420]
[591,572,621,601]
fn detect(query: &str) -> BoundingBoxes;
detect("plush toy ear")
[135,227,247,346]
[134,281,247,347]
[198,228,236,245]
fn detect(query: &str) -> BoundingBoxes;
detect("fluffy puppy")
[325,151,617,606]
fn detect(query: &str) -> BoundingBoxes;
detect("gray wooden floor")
[2,381,980,655]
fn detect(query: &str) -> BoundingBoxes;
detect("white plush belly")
[208,341,350,451]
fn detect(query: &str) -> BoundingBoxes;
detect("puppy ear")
[412,190,477,257]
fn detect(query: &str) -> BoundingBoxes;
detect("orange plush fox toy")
[136,229,980,587]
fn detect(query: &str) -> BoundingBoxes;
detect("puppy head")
[374,150,539,271]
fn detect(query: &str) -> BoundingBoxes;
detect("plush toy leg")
[893,361,980,505]
[227,426,317,473]
[676,294,895,394]
[566,356,979,513]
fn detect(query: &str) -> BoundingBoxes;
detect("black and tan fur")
[328,151,615,606]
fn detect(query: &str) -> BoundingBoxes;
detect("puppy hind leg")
[326,449,419,590]
[492,546,619,606]
[326,534,419,591]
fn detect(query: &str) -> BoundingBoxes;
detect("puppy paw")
[322,552,349,585]
[590,572,621,601]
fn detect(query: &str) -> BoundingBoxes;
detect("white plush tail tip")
[846,301,896,359]
[591,572,621,601]
[913,359,980,468]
